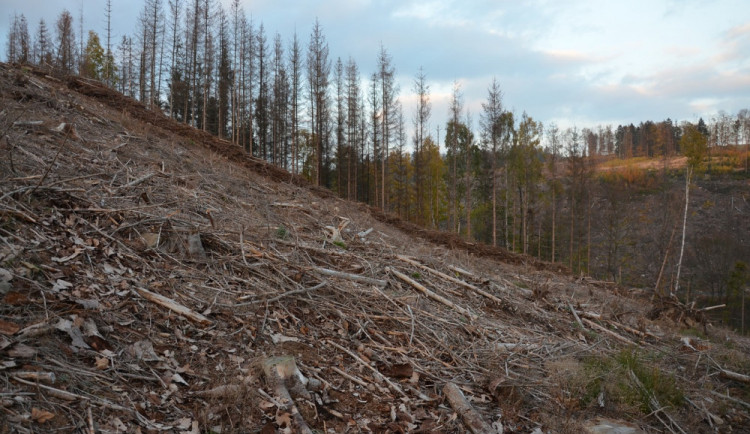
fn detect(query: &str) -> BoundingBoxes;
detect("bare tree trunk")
[551,187,556,262]
[673,166,691,297]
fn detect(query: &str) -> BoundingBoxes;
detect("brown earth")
[1,63,749,433]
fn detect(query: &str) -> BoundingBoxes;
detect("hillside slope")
[1,63,749,433]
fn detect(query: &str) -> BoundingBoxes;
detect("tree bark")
[674,166,691,297]
[443,382,492,434]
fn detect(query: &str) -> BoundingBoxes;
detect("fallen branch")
[397,255,504,305]
[581,317,636,346]
[443,382,493,434]
[389,267,477,321]
[325,339,408,398]
[134,287,211,326]
[237,281,327,305]
[118,172,158,189]
[568,303,584,329]
[720,369,750,384]
[11,376,130,412]
[313,266,387,288]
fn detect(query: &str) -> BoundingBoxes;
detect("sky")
[2,0,750,140]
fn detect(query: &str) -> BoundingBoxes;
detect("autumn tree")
[674,123,708,296]
[509,113,543,254]
[55,10,76,74]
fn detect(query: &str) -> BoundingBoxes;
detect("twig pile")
[1,62,749,433]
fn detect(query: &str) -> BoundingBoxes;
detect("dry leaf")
[4,291,29,305]
[180,421,200,434]
[259,400,275,411]
[275,411,292,428]
[31,407,55,423]
[176,417,192,430]
[0,319,20,335]
[95,356,109,370]
[51,279,73,292]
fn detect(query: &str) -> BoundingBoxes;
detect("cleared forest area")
[1,63,749,433]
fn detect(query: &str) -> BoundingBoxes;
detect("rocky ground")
[1,63,749,433]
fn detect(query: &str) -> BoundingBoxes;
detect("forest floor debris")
[1,62,749,432]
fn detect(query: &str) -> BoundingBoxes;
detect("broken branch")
[134,287,211,326]
[389,267,477,321]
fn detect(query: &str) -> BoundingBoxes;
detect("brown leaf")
[276,411,292,428]
[31,407,55,423]
[94,356,109,370]
[0,319,20,335]
[383,363,413,379]
[3,292,28,305]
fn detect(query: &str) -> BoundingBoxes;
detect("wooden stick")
[443,382,493,434]
[447,265,475,279]
[389,268,477,321]
[397,255,504,305]
[568,303,585,329]
[313,266,387,288]
[581,317,636,346]
[720,369,750,384]
[118,172,157,188]
[134,287,211,326]
[330,366,369,388]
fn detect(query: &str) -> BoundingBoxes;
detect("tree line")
[6,1,750,322]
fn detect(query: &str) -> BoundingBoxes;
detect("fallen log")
[313,266,387,288]
[443,382,493,434]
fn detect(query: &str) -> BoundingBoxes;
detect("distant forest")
[6,0,750,331]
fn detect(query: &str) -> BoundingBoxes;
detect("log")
[389,268,477,321]
[263,356,313,434]
[396,255,504,305]
[720,369,750,384]
[134,287,211,326]
[443,382,493,434]
[313,266,387,288]
[581,318,636,346]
